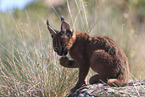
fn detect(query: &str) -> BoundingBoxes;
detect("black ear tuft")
[46,19,49,26]
[61,16,65,21]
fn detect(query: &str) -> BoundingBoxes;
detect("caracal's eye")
[53,46,58,52]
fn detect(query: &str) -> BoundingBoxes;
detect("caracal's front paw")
[70,82,86,93]
[60,57,69,65]
[70,86,80,93]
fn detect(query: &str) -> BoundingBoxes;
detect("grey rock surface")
[68,80,145,97]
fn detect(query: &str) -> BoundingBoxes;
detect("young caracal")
[47,17,129,92]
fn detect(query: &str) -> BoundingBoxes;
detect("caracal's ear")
[61,16,73,38]
[46,19,58,38]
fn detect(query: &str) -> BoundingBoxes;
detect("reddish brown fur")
[47,17,129,92]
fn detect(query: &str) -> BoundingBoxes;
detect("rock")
[68,80,145,97]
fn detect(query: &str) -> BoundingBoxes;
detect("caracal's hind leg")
[90,50,128,86]
[89,74,107,84]
[90,75,127,86]
[89,50,115,84]
[107,79,127,87]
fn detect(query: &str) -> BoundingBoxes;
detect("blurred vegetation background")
[1,0,145,96]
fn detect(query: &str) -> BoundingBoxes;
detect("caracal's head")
[47,16,74,56]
